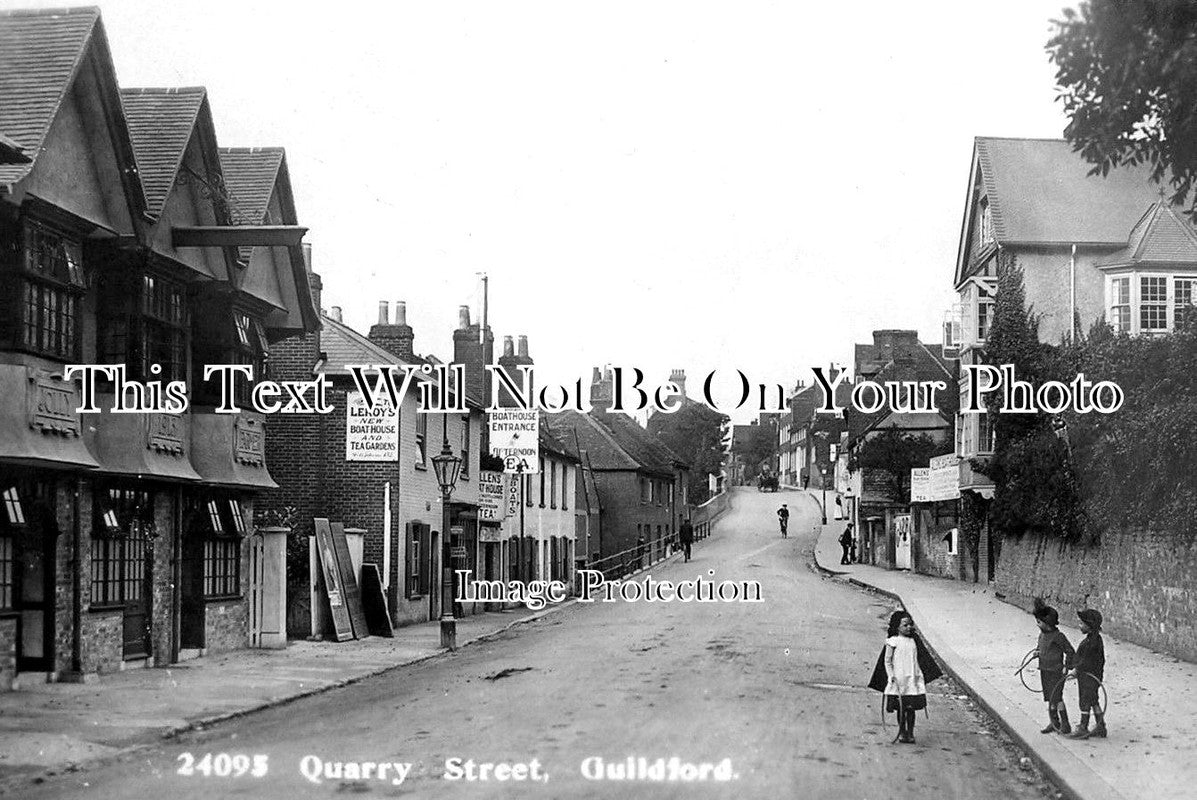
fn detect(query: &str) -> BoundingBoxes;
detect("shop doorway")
[3,482,57,673]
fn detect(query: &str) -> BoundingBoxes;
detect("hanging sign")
[910,467,931,503]
[478,470,507,521]
[488,410,538,473]
[346,391,399,462]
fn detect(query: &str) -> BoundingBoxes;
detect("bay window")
[98,269,189,382]
[0,220,85,360]
[1107,273,1197,335]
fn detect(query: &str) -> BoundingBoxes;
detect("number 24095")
[176,752,267,778]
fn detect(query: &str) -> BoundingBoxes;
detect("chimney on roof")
[368,299,415,360]
[495,333,533,408]
[330,306,342,323]
[453,304,494,406]
[669,368,686,398]
[590,365,613,413]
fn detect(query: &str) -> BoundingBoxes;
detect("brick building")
[546,369,692,562]
[261,299,486,631]
[0,8,315,689]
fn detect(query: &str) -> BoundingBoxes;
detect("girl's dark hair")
[887,611,910,637]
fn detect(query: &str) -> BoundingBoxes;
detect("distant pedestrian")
[802,474,810,490]
[777,504,789,538]
[679,518,694,562]
[838,524,854,565]
[1033,600,1075,734]
[849,535,858,564]
[1068,609,1107,740]
[868,611,942,744]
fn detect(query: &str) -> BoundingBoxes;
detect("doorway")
[3,481,57,673]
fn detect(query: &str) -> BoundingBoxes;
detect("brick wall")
[591,471,675,560]
[0,618,14,690]
[911,505,973,581]
[205,600,249,653]
[82,610,123,673]
[995,527,1197,662]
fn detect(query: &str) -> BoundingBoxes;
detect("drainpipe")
[1070,244,1077,341]
[71,477,82,674]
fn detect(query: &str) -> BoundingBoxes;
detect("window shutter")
[419,524,431,596]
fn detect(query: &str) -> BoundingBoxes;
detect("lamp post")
[820,467,828,525]
[432,436,463,650]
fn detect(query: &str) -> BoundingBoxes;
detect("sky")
[13,0,1073,420]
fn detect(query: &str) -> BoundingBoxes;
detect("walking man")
[778,504,790,538]
[679,517,694,562]
[839,523,854,565]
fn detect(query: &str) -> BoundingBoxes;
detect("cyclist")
[777,504,789,538]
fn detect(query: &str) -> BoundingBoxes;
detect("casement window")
[1109,277,1131,333]
[977,411,995,455]
[459,415,470,479]
[91,488,154,608]
[550,461,557,509]
[190,304,268,407]
[1140,276,1168,332]
[0,486,25,612]
[507,538,519,582]
[978,198,994,246]
[1108,273,1197,335]
[0,220,85,360]
[539,457,546,507]
[550,537,559,581]
[640,477,649,504]
[1176,278,1196,326]
[561,465,570,511]
[405,522,431,598]
[525,473,533,506]
[98,270,189,382]
[415,407,427,467]
[185,496,245,599]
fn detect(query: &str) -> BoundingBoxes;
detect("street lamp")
[820,467,828,525]
[432,436,463,650]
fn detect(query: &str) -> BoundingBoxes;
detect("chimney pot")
[458,305,471,329]
[302,242,313,273]
[378,301,389,325]
[330,306,342,323]
[395,301,407,326]
[517,335,529,358]
[503,335,515,357]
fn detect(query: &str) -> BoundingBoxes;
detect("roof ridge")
[0,7,100,18]
[120,86,207,94]
[219,146,286,153]
[974,135,1068,143]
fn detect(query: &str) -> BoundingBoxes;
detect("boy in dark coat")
[1033,601,1075,734]
[1068,609,1107,739]
[678,518,694,562]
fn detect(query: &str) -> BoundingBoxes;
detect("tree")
[1048,1,1197,213]
[848,429,946,506]
[647,403,730,505]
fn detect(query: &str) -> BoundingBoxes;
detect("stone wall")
[994,527,1197,662]
[0,617,15,690]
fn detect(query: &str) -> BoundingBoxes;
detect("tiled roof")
[219,147,285,262]
[0,132,31,164]
[539,424,580,463]
[600,411,689,470]
[547,411,642,472]
[1096,202,1197,266]
[318,315,415,375]
[975,137,1162,245]
[120,87,206,216]
[0,8,100,187]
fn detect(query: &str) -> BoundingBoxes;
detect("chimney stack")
[453,305,494,406]
[669,368,686,398]
[590,365,613,412]
[368,299,415,359]
[495,334,532,407]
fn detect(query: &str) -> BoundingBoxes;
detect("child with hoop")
[1068,609,1107,739]
[1033,601,1075,734]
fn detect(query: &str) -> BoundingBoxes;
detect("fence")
[583,490,732,583]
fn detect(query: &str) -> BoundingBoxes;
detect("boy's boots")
[1091,717,1107,738]
[1057,707,1072,735]
[1068,720,1090,739]
[1041,708,1059,734]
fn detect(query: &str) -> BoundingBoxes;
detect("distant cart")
[758,474,778,492]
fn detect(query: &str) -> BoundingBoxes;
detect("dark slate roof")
[120,87,206,216]
[539,423,580,464]
[547,411,645,473]
[600,410,690,470]
[318,314,418,376]
[1096,202,1197,267]
[0,8,99,186]
[975,137,1162,245]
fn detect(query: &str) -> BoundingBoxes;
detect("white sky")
[15,0,1071,420]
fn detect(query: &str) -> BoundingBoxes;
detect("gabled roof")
[218,147,284,261]
[0,7,144,209]
[1096,202,1197,267]
[539,423,580,464]
[972,137,1162,247]
[600,411,690,470]
[547,411,677,476]
[120,87,211,218]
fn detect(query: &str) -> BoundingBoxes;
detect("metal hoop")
[1016,648,1040,693]
[1050,672,1108,722]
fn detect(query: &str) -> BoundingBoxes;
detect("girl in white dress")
[867,610,942,743]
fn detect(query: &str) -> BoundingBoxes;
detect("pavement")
[0,603,559,788]
[807,490,1197,800]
